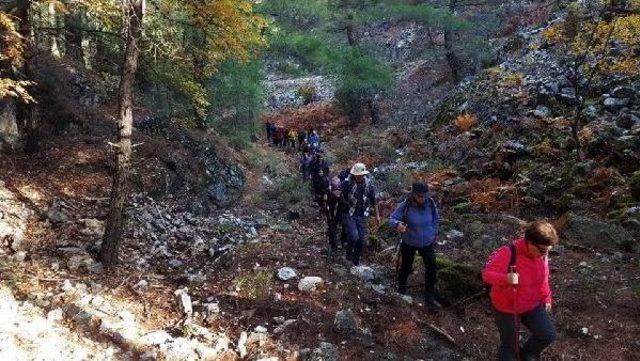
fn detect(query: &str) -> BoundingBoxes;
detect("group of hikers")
[263,122,559,361]
[265,121,320,151]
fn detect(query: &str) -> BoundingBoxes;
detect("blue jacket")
[389,198,439,248]
[310,133,320,148]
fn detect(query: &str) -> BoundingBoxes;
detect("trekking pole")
[510,265,521,361]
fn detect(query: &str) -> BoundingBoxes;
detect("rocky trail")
[1,128,640,360]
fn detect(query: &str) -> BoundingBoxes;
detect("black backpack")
[483,243,517,293]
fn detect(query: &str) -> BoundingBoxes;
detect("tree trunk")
[15,0,38,153]
[99,0,145,267]
[64,5,84,64]
[49,2,61,57]
[444,0,462,82]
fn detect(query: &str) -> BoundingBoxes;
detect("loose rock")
[298,277,324,292]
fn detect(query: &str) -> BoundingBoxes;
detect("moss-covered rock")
[435,257,484,305]
[562,213,637,252]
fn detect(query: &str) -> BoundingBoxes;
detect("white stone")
[132,280,149,294]
[142,330,173,345]
[237,331,248,358]
[350,266,375,283]
[445,230,465,240]
[254,325,268,333]
[297,277,324,292]
[174,289,192,316]
[277,267,297,281]
[203,302,220,314]
[47,309,64,323]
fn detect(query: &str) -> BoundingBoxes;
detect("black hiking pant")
[398,243,437,299]
[327,200,346,252]
[494,305,556,361]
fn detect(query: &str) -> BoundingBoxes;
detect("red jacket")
[482,238,552,314]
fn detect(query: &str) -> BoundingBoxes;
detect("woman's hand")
[397,222,407,233]
[545,303,552,312]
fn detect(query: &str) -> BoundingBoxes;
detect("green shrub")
[272,175,310,206]
[296,83,318,104]
[334,47,393,125]
[235,270,274,300]
[207,60,264,149]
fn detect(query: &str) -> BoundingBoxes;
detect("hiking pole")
[510,265,521,361]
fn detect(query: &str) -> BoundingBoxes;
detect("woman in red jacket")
[482,221,558,361]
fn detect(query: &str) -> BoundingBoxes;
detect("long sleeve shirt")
[389,199,439,248]
[482,238,552,314]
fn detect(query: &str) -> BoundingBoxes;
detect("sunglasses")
[533,244,552,254]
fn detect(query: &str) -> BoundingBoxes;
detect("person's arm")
[389,202,406,229]
[482,247,511,286]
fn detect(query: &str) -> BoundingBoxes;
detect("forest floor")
[1,117,639,360]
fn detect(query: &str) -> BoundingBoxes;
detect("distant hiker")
[301,152,313,181]
[309,130,320,149]
[312,164,331,222]
[482,221,558,361]
[340,163,380,266]
[274,126,286,147]
[265,122,271,140]
[389,182,441,311]
[287,128,298,148]
[309,151,329,180]
[327,170,350,255]
[301,140,312,156]
[297,130,307,150]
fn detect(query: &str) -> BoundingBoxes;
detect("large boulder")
[603,97,630,112]
[435,257,484,304]
[562,213,636,251]
[134,119,245,210]
[310,342,338,361]
[615,113,640,130]
[333,310,357,333]
[350,266,376,283]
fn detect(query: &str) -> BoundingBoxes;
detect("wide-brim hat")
[350,162,370,176]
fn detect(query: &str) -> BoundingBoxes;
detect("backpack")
[482,243,517,293]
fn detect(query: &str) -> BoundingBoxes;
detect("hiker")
[301,151,313,182]
[482,221,558,361]
[312,164,331,222]
[287,128,298,149]
[309,130,320,149]
[389,182,441,310]
[275,126,287,147]
[265,121,273,141]
[309,151,329,180]
[340,162,380,266]
[300,139,312,156]
[297,130,307,151]
[327,169,350,254]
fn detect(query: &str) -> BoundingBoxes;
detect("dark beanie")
[411,182,429,194]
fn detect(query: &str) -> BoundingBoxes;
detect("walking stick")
[510,265,521,361]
